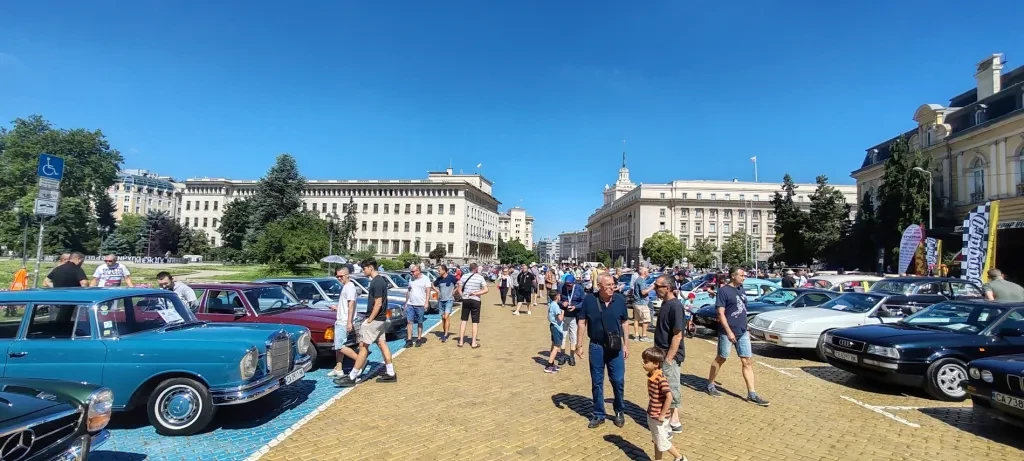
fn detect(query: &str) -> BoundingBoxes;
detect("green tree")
[848,192,879,271]
[250,154,306,237]
[596,249,612,268]
[806,175,852,264]
[613,255,624,268]
[721,230,753,268]
[688,238,716,269]
[99,232,132,256]
[43,197,100,254]
[218,198,251,250]
[641,231,684,267]
[337,198,357,254]
[113,213,145,255]
[876,136,930,268]
[352,245,377,263]
[396,251,419,269]
[499,238,536,266]
[770,174,811,266]
[94,192,117,233]
[179,228,211,256]
[380,259,405,271]
[429,245,447,263]
[252,212,329,271]
[140,210,181,257]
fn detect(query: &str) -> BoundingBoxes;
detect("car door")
[0,302,28,376]
[5,303,107,385]
[199,289,248,323]
[984,308,1024,356]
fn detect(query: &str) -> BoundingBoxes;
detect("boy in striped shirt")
[643,347,686,461]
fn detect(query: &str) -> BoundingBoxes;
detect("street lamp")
[13,205,28,267]
[913,167,933,230]
[326,212,338,255]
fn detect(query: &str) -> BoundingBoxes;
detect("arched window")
[925,131,933,146]
[974,110,985,125]
[969,157,986,201]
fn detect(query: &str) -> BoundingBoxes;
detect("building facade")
[497,206,534,249]
[558,230,589,263]
[535,238,559,263]
[106,169,183,223]
[179,168,500,261]
[587,156,857,265]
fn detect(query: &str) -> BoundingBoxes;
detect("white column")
[998,139,1009,196]
[1011,139,1022,195]
[989,143,998,199]
[958,153,967,203]
[942,156,951,200]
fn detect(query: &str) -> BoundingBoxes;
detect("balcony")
[970,192,986,203]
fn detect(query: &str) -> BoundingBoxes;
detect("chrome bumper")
[52,430,109,461]
[210,355,314,406]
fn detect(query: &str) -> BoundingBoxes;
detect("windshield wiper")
[163,321,206,331]
[905,323,951,332]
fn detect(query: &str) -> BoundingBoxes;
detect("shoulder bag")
[597,296,623,355]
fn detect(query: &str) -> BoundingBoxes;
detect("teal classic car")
[0,288,313,436]
[0,377,112,460]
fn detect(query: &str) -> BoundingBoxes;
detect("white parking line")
[702,339,716,345]
[757,361,796,377]
[840,395,921,428]
[872,405,925,410]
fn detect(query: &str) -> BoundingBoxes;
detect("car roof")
[189,282,278,289]
[938,299,1024,308]
[0,287,169,304]
[256,277,335,282]
[744,277,779,285]
[879,276,975,284]
[808,274,883,282]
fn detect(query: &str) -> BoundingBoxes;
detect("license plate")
[284,368,305,385]
[832,350,858,363]
[993,391,1024,410]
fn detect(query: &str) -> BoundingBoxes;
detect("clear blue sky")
[3,1,1023,241]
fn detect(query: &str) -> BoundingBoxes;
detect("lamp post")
[14,205,28,267]
[912,167,933,230]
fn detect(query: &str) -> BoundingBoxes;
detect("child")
[642,347,687,461]
[683,292,697,338]
[545,290,564,373]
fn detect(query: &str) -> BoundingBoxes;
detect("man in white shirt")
[405,264,433,348]
[90,255,134,287]
[329,267,360,378]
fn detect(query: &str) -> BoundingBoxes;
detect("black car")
[822,300,1024,401]
[692,288,838,329]
[869,277,983,314]
[0,377,113,460]
[965,354,1024,428]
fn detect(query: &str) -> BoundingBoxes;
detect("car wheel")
[925,358,969,401]
[815,332,830,362]
[146,377,216,436]
[306,343,320,371]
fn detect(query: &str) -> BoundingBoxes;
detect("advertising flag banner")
[925,238,938,269]
[961,200,1000,286]
[898,224,923,275]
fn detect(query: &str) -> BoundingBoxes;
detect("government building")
[586,156,857,266]
[179,167,500,262]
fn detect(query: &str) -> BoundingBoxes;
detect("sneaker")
[544,365,559,373]
[527,310,532,315]
[405,340,414,348]
[415,339,423,348]
[568,356,576,367]
[671,423,683,434]
[441,335,448,343]
[706,385,722,397]
[587,416,604,429]
[376,373,398,383]
[333,375,357,387]
[613,412,625,428]
[748,394,770,407]
[513,311,520,316]
[327,369,340,378]
[557,356,567,366]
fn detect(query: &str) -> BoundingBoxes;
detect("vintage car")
[868,277,983,314]
[685,278,782,311]
[190,282,406,362]
[693,288,838,329]
[966,353,1024,428]
[802,274,882,292]
[749,292,905,359]
[823,301,1024,401]
[0,377,112,460]
[256,277,409,313]
[0,288,313,436]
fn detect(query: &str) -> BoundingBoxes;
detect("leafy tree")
[140,210,181,257]
[337,198,357,254]
[429,245,447,263]
[596,249,612,268]
[218,198,251,250]
[380,259,405,271]
[806,175,852,265]
[179,228,211,256]
[876,136,930,268]
[352,245,377,263]
[770,174,811,266]
[688,238,716,269]
[499,238,536,266]
[99,232,132,256]
[721,230,753,268]
[641,231,684,267]
[252,212,329,271]
[614,256,624,268]
[113,213,145,255]
[94,192,117,233]
[43,197,100,254]
[250,154,306,237]
[396,251,419,269]
[848,192,879,271]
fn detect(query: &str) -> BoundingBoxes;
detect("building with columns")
[558,230,589,263]
[179,168,500,262]
[498,206,535,249]
[587,154,856,266]
[105,169,184,223]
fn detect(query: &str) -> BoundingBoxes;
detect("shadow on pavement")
[918,407,1024,450]
[603,434,652,461]
[90,451,148,461]
[680,374,741,401]
[214,378,317,431]
[550,393,647,427]
[800,366,926,397]
[750,342,809,361]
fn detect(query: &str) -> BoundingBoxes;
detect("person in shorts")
[705,267,768,406]
[433,264,458,342]
[631,267,654,342]
[544,290,564,373]
[334,258,397,386]
[328,267,360,377]
[455,263,488,348]
[653,274,685,434]
[642,348,687,461]
[404,264,433,348]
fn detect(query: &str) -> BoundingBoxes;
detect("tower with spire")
[604,149,636,206]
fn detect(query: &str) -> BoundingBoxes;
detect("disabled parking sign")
[37,153,64,181]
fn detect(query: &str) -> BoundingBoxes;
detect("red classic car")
[189,283,344,366]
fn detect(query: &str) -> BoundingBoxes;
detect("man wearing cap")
[781,270,796,288]
[559,274,585,366]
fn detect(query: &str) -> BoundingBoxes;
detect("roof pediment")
[913,104,946,123]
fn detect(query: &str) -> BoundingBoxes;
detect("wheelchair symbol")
[42,158,58,176]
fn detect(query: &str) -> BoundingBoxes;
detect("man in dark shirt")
[575,274,629,429]
[653,274,685,433]
[780,270,796,288]
[44,252,88,288]
[705,267,769,406]
[558,274,585,367]
[514,263,536,315]
[334,258,397,386]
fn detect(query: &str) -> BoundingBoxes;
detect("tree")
[113,213,145,255]
[770,174,811,266]
[641,231,684,267]
[688,238,716,269]
[499,238,536,266]
[848,192,879,271]
[43,197,100,254]
[251,212,329,271]
[99,232,132,256]
[218,198,251,250]
[179,228,211,256]
[806,175,852,265]
[614,256,624,268]
[250,154,306,237]
[94,192,117,233]
[721,230,753,268]
[352,245,377,263]
[396,251,419,269]
[337,198,357,254]
[140,210,182,257]
[596,250,612,268]
[429,246,447,263]
[876,136,930,269]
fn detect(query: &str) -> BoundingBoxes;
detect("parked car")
[966,353,1024,428]
[749,292,904,359]
[685,278,782,312]
[693,288,838,329]
[250,280,407,340]
[802,274,883,292]
[823,301,1024,401]
[0,288,313,436]
[0,377,113,460]
[869,277,984,314]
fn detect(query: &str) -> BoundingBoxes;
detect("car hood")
[971,354,1024,373]
[126,323,303,352]
[757,307,862,322]
[831,323,971,346]
[0,385,70,424]
[261,307,336,324]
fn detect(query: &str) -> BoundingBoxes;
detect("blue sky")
[3,1,1023,241]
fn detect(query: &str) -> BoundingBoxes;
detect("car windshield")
[870,280,915,295]
[386,274,409,288]
[244,286,301,313]
[317,279,343,299]
[680,279,704,291]
[759,289,798,305]
[900,302,1009,333]
[96,294,200,336]
[818,293,884,314]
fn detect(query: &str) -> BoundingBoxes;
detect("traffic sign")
[38,178,60,190]
[36,188,60,201]
[34,198,58,216]
[37,153,64,181]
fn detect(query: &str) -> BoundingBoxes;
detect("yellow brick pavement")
[261,290,1024,461]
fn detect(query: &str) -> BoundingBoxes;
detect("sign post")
[32,153,64,288]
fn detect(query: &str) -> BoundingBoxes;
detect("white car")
[748,292,905,359]
[802,274,883,293]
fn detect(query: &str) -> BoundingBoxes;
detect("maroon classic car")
[189,283,344,365]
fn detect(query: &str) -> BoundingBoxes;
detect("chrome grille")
[830,336,866,352]
[0,408,80,460]
[1008,374,1024,393]
[269,336,291,376]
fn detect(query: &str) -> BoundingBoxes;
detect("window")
[680,209,688,217]
[416,204,422,214]
[725,193,731,200]
[404,222,410,232]
[739,194,745,200]
[448,243,454,254]
[974,109,985,126]
[203,218,208,227]
[414,240,420,253]
[427,204,433,214]
[724,209,732,218]
[193,217,198,227]
[382,221,389,231]
[415,222,421,232]
[969,157,986,201]
[680,221,688,232]
[709,223,716,233]
[695,209,703,218]
[384,204,390,214]
[753,210,761,219]
[659,208,666,217]
[213,202,219,211]
[449,222,455,233]
[709,237,717,247]
[392,241,400,254]
[659,222,666,231]
[373,204,379,214]
[332,203,338,213]
[752,224,760,234]
[212,218,218,228]
[393,221,398,232]
[204,201,209,210]
[0,304,28,339]
[25,304,90,339]
[711,193,716,200]
[405,204,411,214]
[449,204,455,215]
[362,203,368,213]
[738,210,746,219]
[425,241,431,251]
[723,223,730,233]
[753,194,759,201]
[682,193,688,199]
[394,203,400,214]
[427,222,433,232]
[659,193,665,199]
[372,221,378,231]
[186,202,191,210]
[695,223,703,233]
[710,209,717,218]
[361,221,367,231]
[696,193,702,199]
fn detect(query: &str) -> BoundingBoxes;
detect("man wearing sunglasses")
[653,274,685,433]
[328,267,360,378]
[90,254,134,287]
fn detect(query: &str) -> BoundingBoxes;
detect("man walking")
[90,255,134,287]
[983,269,1024,302]
[515,263,536,315]
[433,264,458,342]
[631,267,654,342]
[780,270,796,288]
[328,267,360,377]
[404,264,433,348]
[530,262,543,307]
[653,274,685,433]
[455,263,488,348]
[576,274,629,428]
[334,258,397,386]
[559,274,584,367]
[705,267,769,406]
[156,271,198,308]
[44,252,88,288]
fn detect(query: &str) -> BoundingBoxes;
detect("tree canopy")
[641,231,683,267]
[806,175,852,265]
[498,238,536,266]
[770,174,811,266]
[721,230,752,268]
[218,198,251,251]
[250,154,306,237]
[876,136,930,268]
[251,212,329,271]
[688,238,716,269]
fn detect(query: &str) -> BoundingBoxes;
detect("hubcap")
[156,385,202,429]
[936,364,967,398]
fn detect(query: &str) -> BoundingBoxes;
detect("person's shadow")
[604,434,652,461]
[680,373,745,401]
[551,393,648,427]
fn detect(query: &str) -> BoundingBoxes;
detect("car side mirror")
[998,327,1024,338]
[233,307,247,317]
[312,294,322,301]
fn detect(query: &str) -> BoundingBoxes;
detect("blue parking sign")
[37,153,64,181]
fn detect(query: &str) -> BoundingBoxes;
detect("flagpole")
[753,157,758,182]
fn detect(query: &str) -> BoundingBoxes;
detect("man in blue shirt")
[433,265,458,343]
[705,267,769,407]
[558,274,585,367]
[575,274,629,429]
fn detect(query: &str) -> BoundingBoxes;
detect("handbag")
[598,296,623,354]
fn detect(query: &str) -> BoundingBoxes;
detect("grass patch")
[205,265,325,282]
[0,260,197,288]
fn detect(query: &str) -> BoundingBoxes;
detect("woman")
[545,269,558,293]
[498,268,513,306]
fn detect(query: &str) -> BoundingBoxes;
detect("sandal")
[457,342,464,348]
[471,343,481,349]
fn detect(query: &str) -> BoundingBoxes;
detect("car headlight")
[969,367,981,380]
[981,370,994,383]
[297,331,311,354]
[866,345,900,359]
[87,388,114,432]
[240,347,258,380]
[824,332,834,344]
[324,327,334,341]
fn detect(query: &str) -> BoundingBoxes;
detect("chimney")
[975,53,1004,100]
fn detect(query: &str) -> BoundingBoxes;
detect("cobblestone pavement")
[259,290,1023,461]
